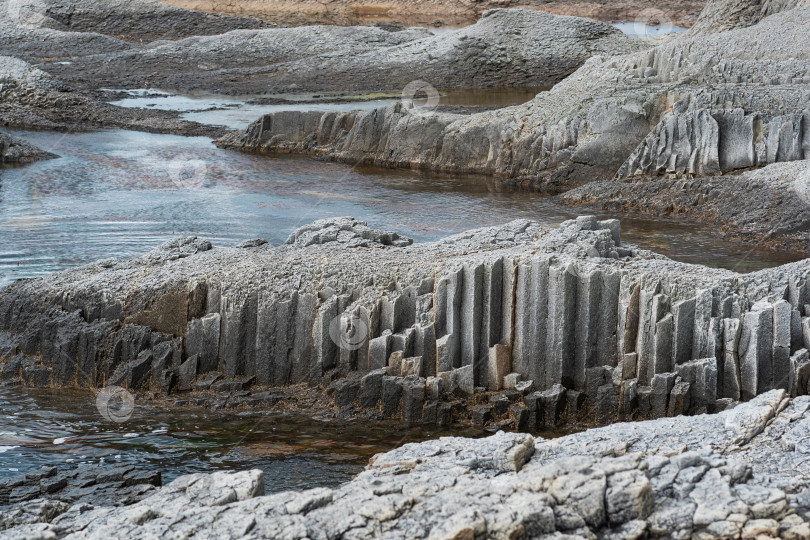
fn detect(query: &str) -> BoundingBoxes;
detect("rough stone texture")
[0,130,56,164]
[155,0,705,29]
[0,463,161,532]
[218,2,810,202]
[686,0,810,36]
[562,160,810,251]
[1,0,269,43]
[3,217,810,426]
[30,8,644,95]
[0,55,223,136]
[5,392,810,539]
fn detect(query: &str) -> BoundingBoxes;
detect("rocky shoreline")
[4,0,810,537]
[3,216,810,433]
[156,0,706,28]
[3,390,810,539]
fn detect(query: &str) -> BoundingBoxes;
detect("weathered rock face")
[2,217,810,429]
[562,160,810,252]
[219,3,810,190]
[1,0,269,42]
[0,55,223,136]
[156,0,706,29]
[686,0,810,36]
[31,8,643,95]
[0,130,56,163]
[0,463,161,520]
[5,391,810,539]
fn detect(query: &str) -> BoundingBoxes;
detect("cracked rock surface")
[3,392,810,539]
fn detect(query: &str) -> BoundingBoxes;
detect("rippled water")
[109,87,547,129]
[0,386,484,491]
[0,129,801,288]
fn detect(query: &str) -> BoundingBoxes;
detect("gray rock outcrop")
[1,0,269,42]
[4,392,810,539]
[0,55,223,136]
[563,160,810,252]
[0,130,56,163]
[3,217,810,428]
[686,0,810,36]
[219,2,810,191]
[29,8,644,95]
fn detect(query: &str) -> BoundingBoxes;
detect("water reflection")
[0,386,484,491]
[108,87,548,129]
[0,129,801,288]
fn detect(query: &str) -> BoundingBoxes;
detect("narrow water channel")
[0,129,800,288]
[0,386,485,491]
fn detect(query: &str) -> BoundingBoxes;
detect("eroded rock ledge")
[2,217,810,431]
[4,391,810,539]
[217,2,810,191]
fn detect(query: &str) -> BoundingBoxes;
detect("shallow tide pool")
[0,385,484,491]
[0,129,801,288]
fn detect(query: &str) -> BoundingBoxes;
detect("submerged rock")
[4,392,810,538]
[0,130,56,164]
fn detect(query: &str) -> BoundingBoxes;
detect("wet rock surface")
[0,130,56,164]
[0,463,161,532]
[3,392,810,539]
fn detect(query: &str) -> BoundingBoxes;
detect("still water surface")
[0,386,484,491]
[0,129,800,288]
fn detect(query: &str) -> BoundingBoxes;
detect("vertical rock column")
[512,256,549,388]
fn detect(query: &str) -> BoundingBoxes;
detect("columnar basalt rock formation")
[2,217,810,429]
[4,391,810,539]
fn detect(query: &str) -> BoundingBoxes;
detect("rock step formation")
[28,8,645,95]
[4,391,810,539]
[218,3,810,191]
[2,217,810,428]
